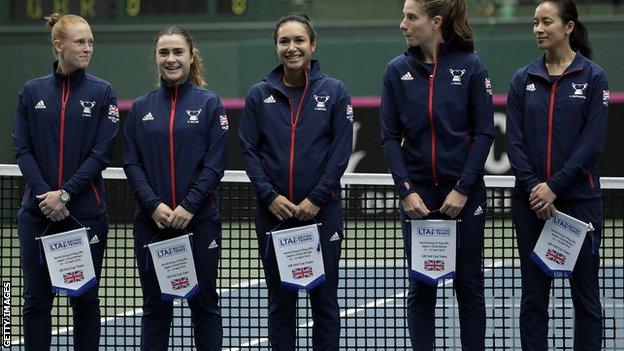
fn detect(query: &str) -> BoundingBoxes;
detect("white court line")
[227,260,505,351]
[11,278,265,346]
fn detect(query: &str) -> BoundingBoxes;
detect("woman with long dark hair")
[124,26,227,350]
[239,13,353,350]
[380,0,494,349]
[12,13,118,350]
[506,1,608,349]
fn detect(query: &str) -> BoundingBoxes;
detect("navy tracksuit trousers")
[255,200,343,351]
[512,196,602,351]
[401,181,487,351]
[18,208,108,351]
[133,213,223,351]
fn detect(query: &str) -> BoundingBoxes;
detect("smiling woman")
[239,12,353,351]
[123,25,227,350]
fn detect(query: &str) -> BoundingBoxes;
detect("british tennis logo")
[292,266,313,279]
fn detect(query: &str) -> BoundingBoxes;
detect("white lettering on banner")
[272,224,325,291]
[148,234,199,300]
[41,228,96,297]
[531,211,590,277]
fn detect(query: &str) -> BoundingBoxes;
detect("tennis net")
[1,164,622,350]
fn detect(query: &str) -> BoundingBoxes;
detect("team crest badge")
[186,109,201,124]
[314,95,330,111]
[80,100,96,117]
[449,69,466,85]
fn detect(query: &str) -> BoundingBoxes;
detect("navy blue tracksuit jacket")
[506,53,608,351]
[124,78,227,219]
[381,44,494,197]
[380,44,494,351]
[239,60,352,351]
[507,53,609,199]
[12,61,118,350]
[13,61,119,217]
[124,78,227,351]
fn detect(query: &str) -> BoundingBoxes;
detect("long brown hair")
[414,0,474,52]
[154,26,206,87]
[44,13,90,57]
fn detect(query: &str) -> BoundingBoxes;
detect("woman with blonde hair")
[13,13,119,350]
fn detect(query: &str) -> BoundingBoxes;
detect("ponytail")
[154,26,206,87]
[541,0,593,59]
[416,0,474,52]
[189,48,206,87]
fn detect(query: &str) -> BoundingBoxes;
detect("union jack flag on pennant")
[63,270,85,284]
[292,266,313,279]
[545,248,566,266]
[171,277,190,290]
[424,260,445,271]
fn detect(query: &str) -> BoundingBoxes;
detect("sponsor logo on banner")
[570,83,588,99]
[186,109,201,124]
[171,277,190,290]
[80,100,96,117]
[545,248,566,266]
[63,270,85,284]
[219,115,229,130]
[49,237,83,251]
[314,95,330,111]
[424,260,445,271]
[449,69,466,85]
[292,266,314,279]
[155,244,187,258]
[108,105,119,123]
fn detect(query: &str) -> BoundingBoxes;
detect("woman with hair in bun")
[12,13,118,350]
[123,26,227,350]
[380,0,494,349]
[506,1,608,349]
[239,12,352,351]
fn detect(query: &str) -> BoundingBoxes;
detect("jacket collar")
[405,42,455,71]
[264,60,324,96]
[158,76,194,99]
[526,52,586,82]
[52,61,86,87]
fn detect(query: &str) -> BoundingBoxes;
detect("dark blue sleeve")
[12,85,53,196]
[380,65,417,198]
[506,70,542,193]
[61,85,119,198]
[547,70,609,195]
[454,63,494,195]
[307,83,353,206]
[239,91,279,208]
[180,97,228,213]
[123,103,163,215]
